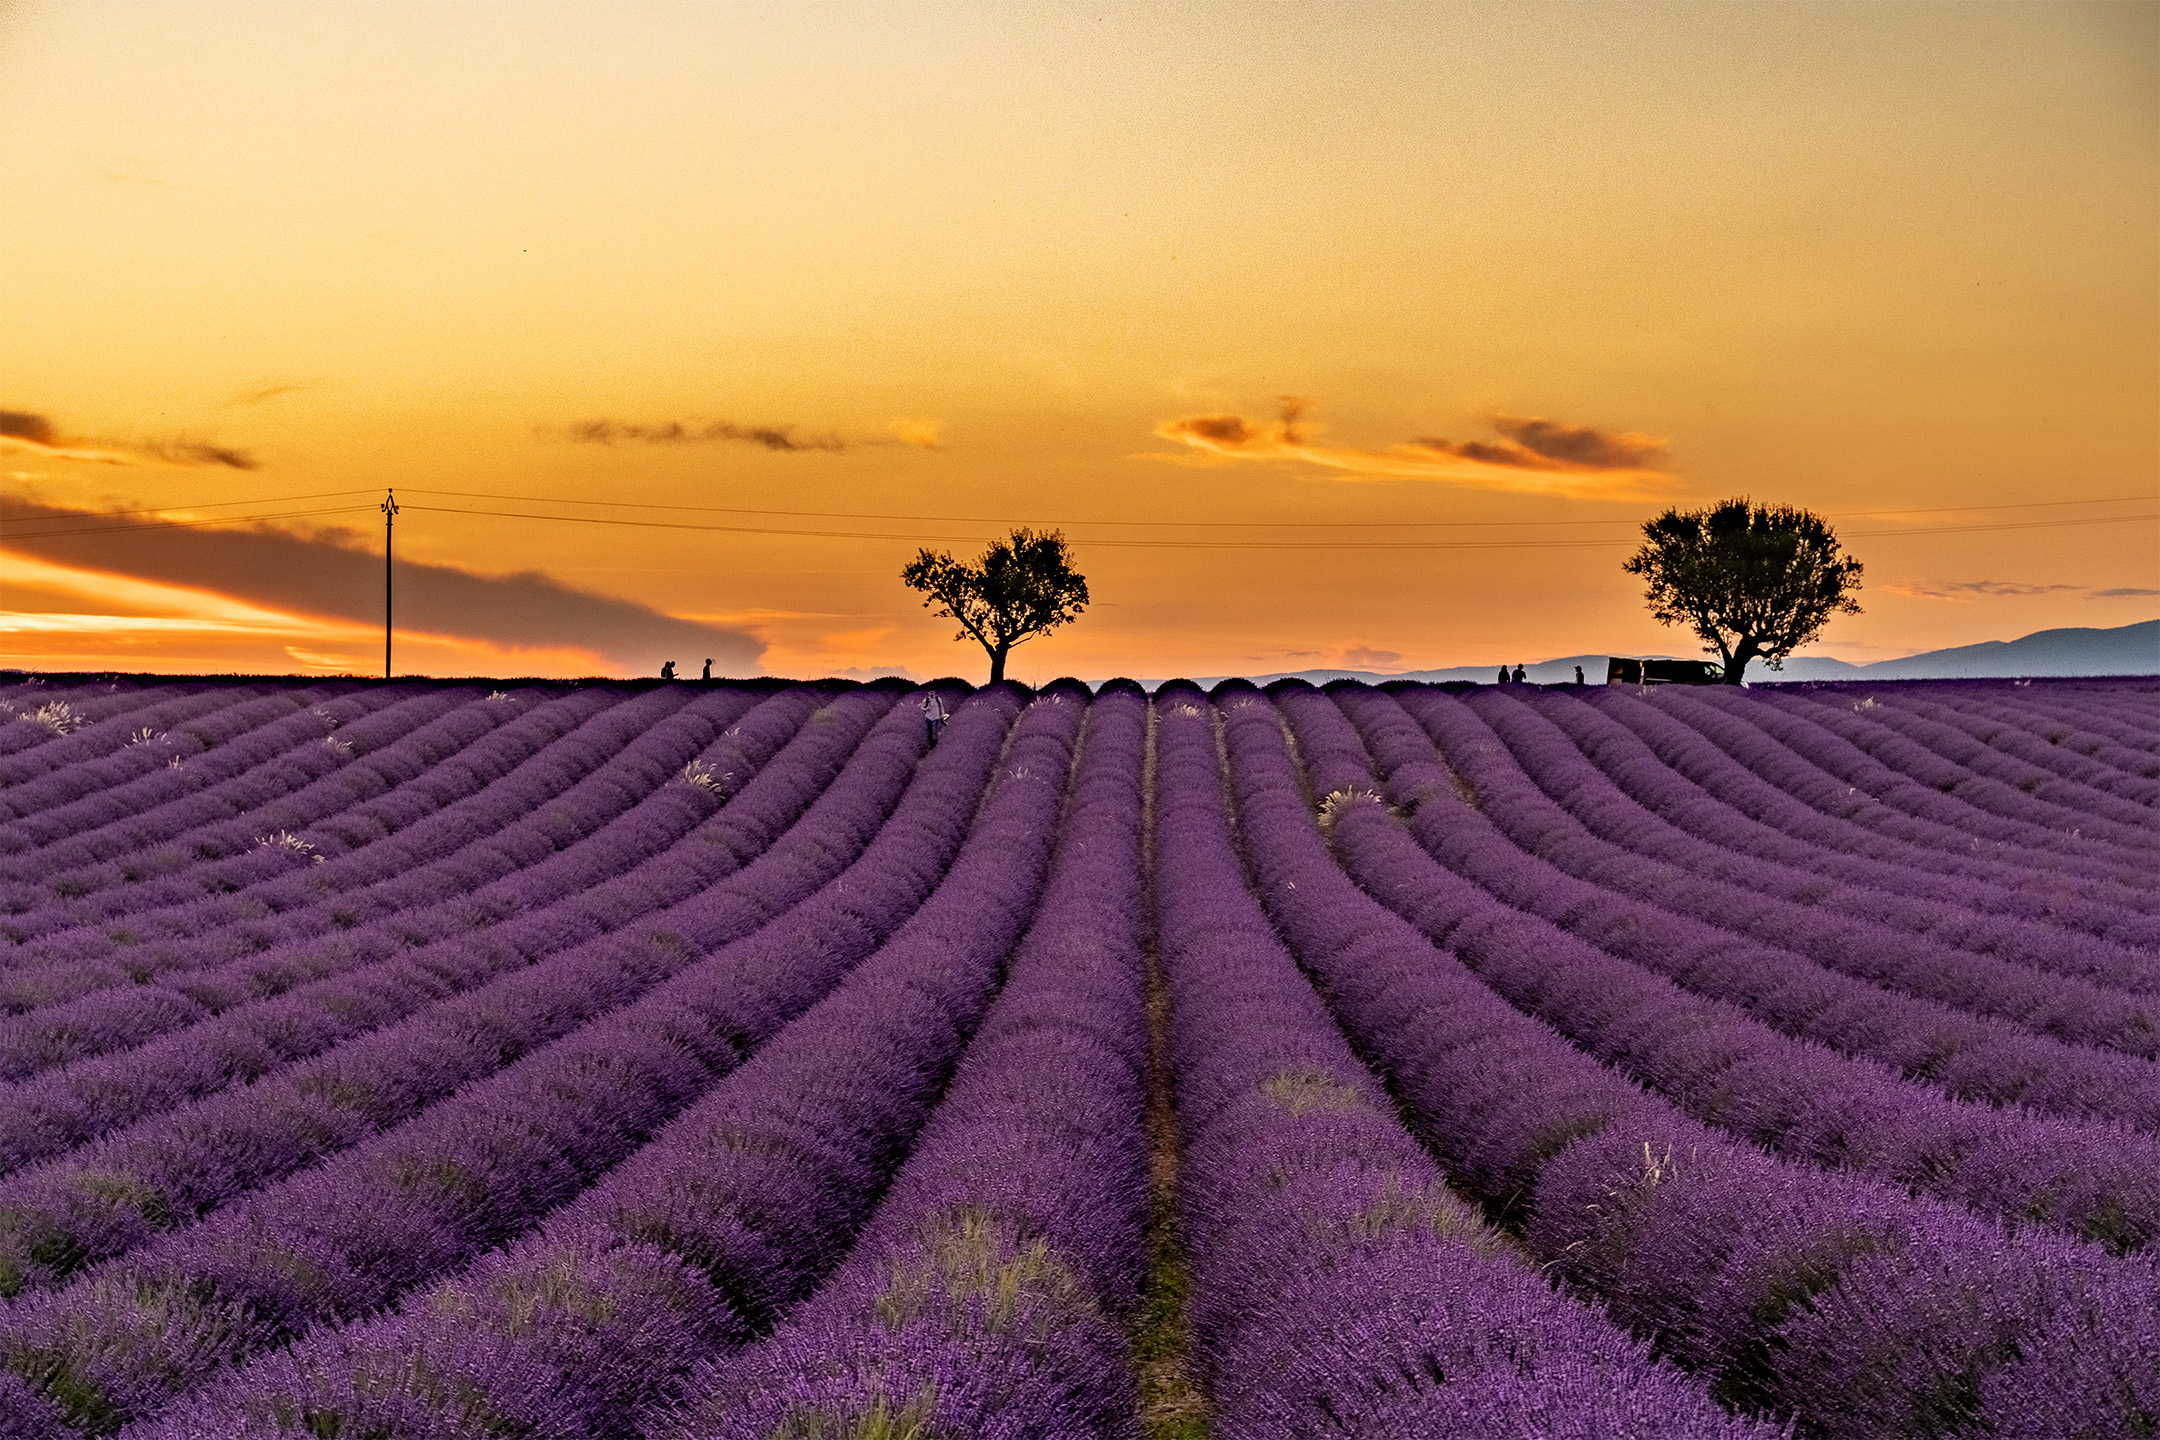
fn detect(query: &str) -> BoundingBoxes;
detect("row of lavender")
[134,683,1104,1439]
[0,689,768,1056]
[0,676,966,1431]
[1283,688,2160,1243]
[0,674,2150,1437]
[0,680,907,1075]
[1211,682,2154,1438]
[9,679,1775,1440]
[0,686,875,1204]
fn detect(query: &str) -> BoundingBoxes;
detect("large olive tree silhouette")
[1624,498,1863,683]
[901,527,1089,684]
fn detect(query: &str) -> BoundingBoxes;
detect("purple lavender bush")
[1317,683,2160,1141]
[1462,686,2160,974]
[0,685,1023,1433]
[1512,685,2160,950]
[1773,687,2160,841]
[1274,685,2160,1249]
[1213,684,2158,1439]
[0,688,813,1176]
[1391,686,2160,1057]
[1667,686,2152,882]
[1590,683,2160,907]
[0,687,922,1302]
[125,685,1086,1440]
[1152,687,1777,1440]
[0,687,760,1076]
[653,685,1150,1440]
[0,671,2140,1440]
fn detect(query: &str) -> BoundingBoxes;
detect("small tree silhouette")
[1623,498,1863,684]
[902,527,1089,684]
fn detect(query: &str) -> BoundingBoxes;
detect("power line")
[1845,513,2159,540]
[401,503,972,544]
[403,501,2156,551]
[1835,495,2156,519]
[6,475,2152,537]
[1072,510,2153,548]
[401,485,2160,531]
[400,502,1628,549]
[2,493,2151,552]
[403,486,1634,529]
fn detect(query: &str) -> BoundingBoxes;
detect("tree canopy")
[901,527,1089,684]
[1622,498,1863,684]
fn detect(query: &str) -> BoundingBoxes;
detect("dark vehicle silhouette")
[1605,657,1725,686]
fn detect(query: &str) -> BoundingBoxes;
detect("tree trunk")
[987,644,1008,684]
[1721,635,1761,684]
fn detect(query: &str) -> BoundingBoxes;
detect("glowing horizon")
[2,1,2154,683]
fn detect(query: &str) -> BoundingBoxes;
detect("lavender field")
[0,671,2153,1440]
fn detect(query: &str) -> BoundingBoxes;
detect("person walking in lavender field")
[701,659,712,681]
[1575,664,1586,685]
[920,691,948,745]
[1497,666,1510,685]
[1512,663,1527,684]
[659,660,676,680]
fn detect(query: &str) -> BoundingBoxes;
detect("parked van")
[1605,657,1725,686]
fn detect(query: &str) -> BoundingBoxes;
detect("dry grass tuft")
[1315,786,1387,830]
[22,701,84,736]
[254,830,324,864]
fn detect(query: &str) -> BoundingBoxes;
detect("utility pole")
[381,489,398,679]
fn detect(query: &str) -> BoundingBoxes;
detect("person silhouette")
[659,661,676,680]
[920,691,948,745]
[1497,666,1510,686]
[701,659,712,682]
[1512,664,1526,684]
[1575,665,1585,685]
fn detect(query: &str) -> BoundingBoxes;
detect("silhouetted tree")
[1623,498,1862,684]
[901,527,1089,684]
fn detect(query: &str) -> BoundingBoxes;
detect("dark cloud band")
[0,408,258,470]
[557,420,849,453]
[1152,397,1671,499]
[0,498,763,671]
[1411,414,1667,472]
[0,411,57,446]
[1492,414,1668,470]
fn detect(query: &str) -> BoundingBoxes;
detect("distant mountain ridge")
[1154,618,2159,689]
[1772,619,2160,681]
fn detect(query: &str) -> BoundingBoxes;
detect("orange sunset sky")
[2,0,2155,683]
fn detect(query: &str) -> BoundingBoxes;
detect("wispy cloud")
[1411,413,1669,471]
[1150,398,1670,499]
[560,419,848,453]
[1341,645,1402,668]
[224,382,314,408]
[1886,579,2085,601]
[284,646,356,671]
[0,409,258,470]
[886,419,946,450]
[2092,587,2160,599]
[547,415,948,454]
